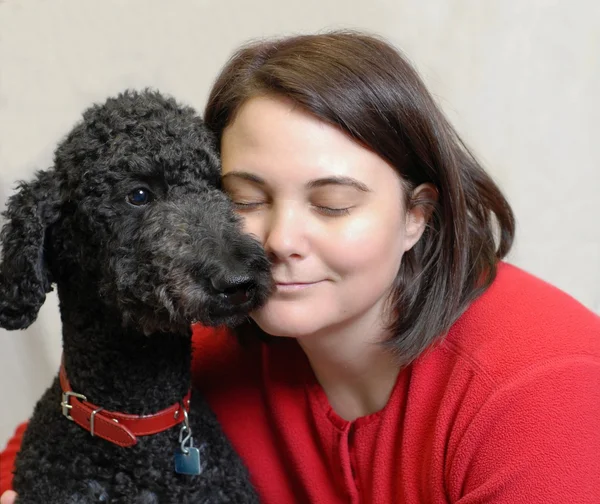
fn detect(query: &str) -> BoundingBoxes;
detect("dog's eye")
[127,188,153,206]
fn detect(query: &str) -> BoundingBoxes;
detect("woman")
[2,31,599,503]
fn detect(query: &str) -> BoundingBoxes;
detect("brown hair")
[204,31,515,364]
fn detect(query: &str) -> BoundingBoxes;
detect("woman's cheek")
[332,214,400,265]
[236,212,265,242]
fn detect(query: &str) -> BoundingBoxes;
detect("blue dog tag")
[174,445,202,475]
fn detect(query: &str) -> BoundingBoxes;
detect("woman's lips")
[274,281,323,292]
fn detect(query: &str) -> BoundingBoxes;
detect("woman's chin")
[252,310,326,339]
[255,321,318,339]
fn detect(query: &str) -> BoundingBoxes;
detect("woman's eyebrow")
[222,172,371,193]
[307,176,371,192]
[221,171,266,185]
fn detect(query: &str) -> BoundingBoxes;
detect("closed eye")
[313,205,352,217]
[231,201,266,211]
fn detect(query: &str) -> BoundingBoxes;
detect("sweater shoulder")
[441,262,600,384]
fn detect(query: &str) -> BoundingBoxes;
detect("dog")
[0,89,271,503]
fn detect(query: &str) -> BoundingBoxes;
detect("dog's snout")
[209,274,256,305]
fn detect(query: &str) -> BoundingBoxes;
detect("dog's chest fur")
[13,377,256,503]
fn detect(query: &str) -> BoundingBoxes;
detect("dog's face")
[0,90,272,333]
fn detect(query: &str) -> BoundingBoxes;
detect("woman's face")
[221,95,427,339]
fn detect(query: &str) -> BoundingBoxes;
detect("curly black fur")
[0,89,272,503]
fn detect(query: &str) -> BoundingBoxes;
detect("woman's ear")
[0,169,61,330]
[403,183,439,252]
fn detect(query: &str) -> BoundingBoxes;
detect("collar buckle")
[61,390,87,420]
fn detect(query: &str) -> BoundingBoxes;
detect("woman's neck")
[297,309,401,422]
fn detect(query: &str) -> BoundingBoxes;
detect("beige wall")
[1,0,599,446]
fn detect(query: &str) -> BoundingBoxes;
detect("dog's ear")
[0,169,61,329]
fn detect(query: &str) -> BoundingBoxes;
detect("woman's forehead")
[221,95,400,188]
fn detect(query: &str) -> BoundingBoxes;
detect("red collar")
[59,358,191,447]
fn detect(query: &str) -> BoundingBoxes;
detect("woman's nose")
[263,203,308,260]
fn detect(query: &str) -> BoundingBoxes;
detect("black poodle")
[0,89,272,503]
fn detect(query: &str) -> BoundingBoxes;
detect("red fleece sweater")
[2,263,600,503]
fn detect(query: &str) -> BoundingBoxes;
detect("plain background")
[0,0,599,447]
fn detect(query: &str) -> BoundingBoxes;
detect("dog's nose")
[210,275,255,305]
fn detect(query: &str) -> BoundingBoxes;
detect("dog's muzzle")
[209,274,256,306]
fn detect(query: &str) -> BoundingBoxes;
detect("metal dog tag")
[174,401,203,475]
[174,444,202,475]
